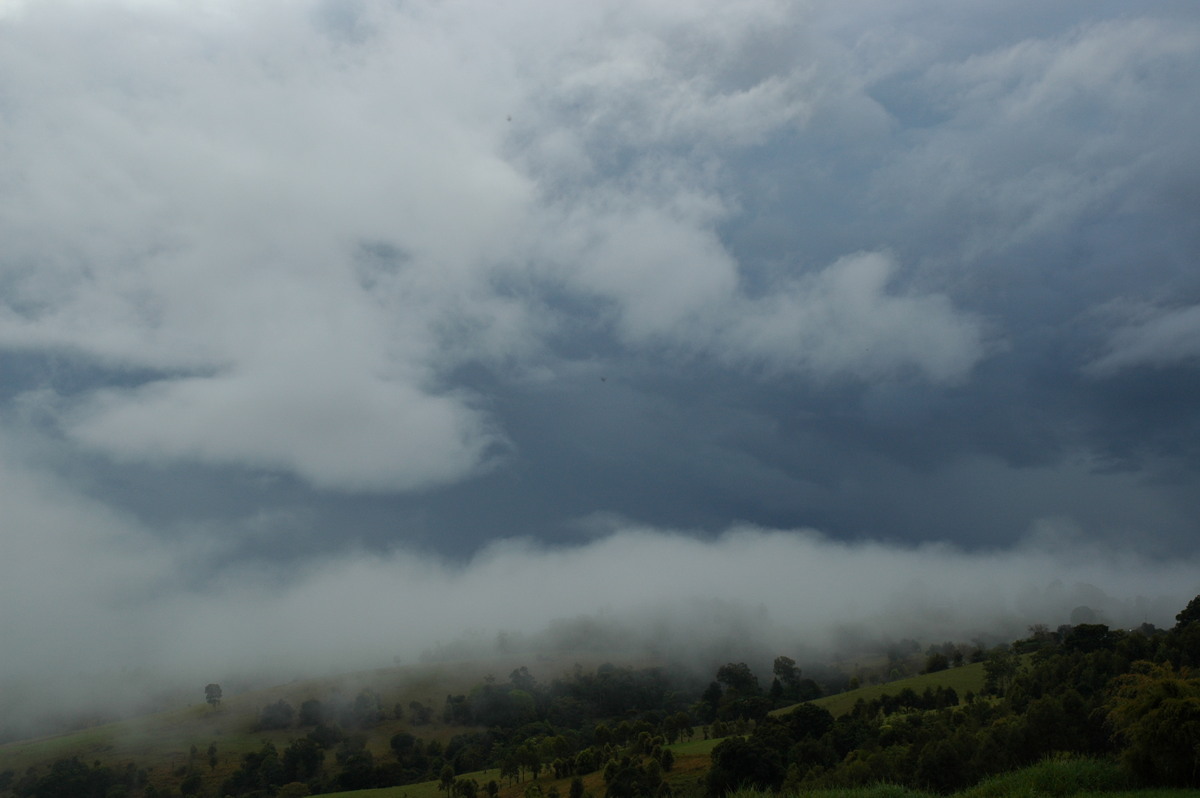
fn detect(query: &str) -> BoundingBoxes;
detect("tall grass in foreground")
[957,756,1132,797]
[725,756,1186,798]
[725,785,933,798]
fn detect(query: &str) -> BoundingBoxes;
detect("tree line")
[705,595,1200,795]
[6,595,1200,797]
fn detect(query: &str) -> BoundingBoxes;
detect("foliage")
[259,699,297,730]
[1175,596,1200,630]
[8,595,1200,798]
[1107,661,1200,786]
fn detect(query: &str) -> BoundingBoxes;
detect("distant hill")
[0,653,640,797]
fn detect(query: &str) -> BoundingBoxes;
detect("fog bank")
[2,459,1194,738]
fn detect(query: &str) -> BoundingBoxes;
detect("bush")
[958,756,1130,798]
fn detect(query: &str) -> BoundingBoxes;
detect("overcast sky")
[1,0,1199,723]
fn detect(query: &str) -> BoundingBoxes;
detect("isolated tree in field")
[204,683,222,708]
[440,765,456,797]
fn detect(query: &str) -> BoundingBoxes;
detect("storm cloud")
[0,0,1198,732]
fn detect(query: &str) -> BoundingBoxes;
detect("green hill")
[772,662,986,718]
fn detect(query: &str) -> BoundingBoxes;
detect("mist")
[2,444,1194,738]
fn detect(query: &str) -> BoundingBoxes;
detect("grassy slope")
[16,660,1171,798]
[770,662,986,719]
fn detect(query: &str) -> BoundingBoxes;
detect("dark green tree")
[1176,594,1200,630]
[440,764,457,797]
[282,738,325,782]
[924,652,950,673]
[258,699,296,730]
[1108,661,1200,786]
[706,737,784,797]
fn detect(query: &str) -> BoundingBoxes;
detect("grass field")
[770,662,986,719]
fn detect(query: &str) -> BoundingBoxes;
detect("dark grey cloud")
[0,0,1198,725]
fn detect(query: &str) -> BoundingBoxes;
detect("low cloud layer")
[1,438,1194,736]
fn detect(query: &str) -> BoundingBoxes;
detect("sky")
[1,0,1199,730]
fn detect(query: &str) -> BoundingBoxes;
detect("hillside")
[771,662,987,719]
[4,603,1200,798]
[0,654,647,797]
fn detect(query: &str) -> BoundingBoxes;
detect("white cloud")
[721,252,985,382]
[65,369,499,491]
[0,0,996,491]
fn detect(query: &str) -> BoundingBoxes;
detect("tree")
[282,738,324,782]
[780,703,833,740]
[773,656,801,699]
[204,683,222,708]
[308,722,345,749]
[706,737,784,797]
[715,663,760,696]
[924,652,950,673]
[179,770,203,796]
[298,698,326,726]
[1108,661,1200,786]
[983,648,1018,696]
[259,699,296,730]
[440,765,457,797]
[1176,594,1200,630]
[352,688,384,728]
